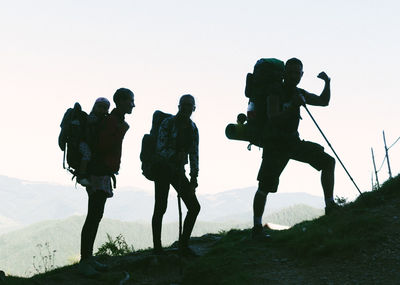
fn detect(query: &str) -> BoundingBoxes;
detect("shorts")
[86,175,113,198]
[257,138,334,193]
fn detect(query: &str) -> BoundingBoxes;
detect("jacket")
[156,116,199,178]
[90,108,129,175]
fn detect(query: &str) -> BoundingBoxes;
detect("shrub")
[95,234,134,256]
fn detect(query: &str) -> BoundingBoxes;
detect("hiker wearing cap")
[79,88,134,276]
[252,58,338,240]
[76,97,111,187]
[152,94,200,256]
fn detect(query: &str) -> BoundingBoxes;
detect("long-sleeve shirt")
[90,108,129,175]
[156,116,199,178]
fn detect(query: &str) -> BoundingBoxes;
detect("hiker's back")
[140,110,173,181]
[84,113,108,151]
[225,58,284,147]
[89,109,129,175]
[58,102,88,172]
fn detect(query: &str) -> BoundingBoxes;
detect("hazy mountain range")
[0,175,324,234]
[0,175,325,276]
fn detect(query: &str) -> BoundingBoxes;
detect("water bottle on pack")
[247,101,256,121]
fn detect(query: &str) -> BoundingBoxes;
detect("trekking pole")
[63,149,66,169]
[303,105,362,195]
[177,167,184,276]
[177,194,183,242]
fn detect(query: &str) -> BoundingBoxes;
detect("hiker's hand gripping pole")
[303,105,362,195]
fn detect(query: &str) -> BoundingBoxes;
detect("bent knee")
[321,155,335,171]
[258,181,278,194]
[189,202,201,215]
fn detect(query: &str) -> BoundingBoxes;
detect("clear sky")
[1,0,399,200]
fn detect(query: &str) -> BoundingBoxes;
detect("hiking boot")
[88,257,109,272]
[153,246,167,256]
[179,246,199,257]
[0,270,5,283]
[252,224,271,241]
[78,259,99,277]
[325,202,341,215]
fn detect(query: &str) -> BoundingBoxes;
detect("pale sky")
[1,0,399,200]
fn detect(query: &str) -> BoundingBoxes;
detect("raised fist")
[317,72,330,82]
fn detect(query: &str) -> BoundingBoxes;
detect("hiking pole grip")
[303,105,362,195]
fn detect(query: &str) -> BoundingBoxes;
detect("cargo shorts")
[257,137,334,193]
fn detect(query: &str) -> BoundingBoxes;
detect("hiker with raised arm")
[79,88,135,276]
[252,58,339,240]
[152,94,200,256]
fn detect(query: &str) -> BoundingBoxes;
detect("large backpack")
[140,110,173,181]
[58,102,88,175]
[225,58,284,147]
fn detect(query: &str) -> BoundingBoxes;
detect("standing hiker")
[152,94,200,256]
[79,88,134,276]
[252,58,339,240]
[77,97,111,187]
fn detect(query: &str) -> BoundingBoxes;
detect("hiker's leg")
[254,153,288,227]
[152,180,170,249]
[81,190,107,260]
[253,185,268,226]
[321,155,335,205]
[291,140,336,206]
[172,174,200,247]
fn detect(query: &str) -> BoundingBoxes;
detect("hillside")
[3,176,400,284]
[0,204,322,277]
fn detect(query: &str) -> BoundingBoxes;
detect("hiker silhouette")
[252,58,339,240]
[79,88,135,277]
[77,97,111,187]
[151,94,200,256]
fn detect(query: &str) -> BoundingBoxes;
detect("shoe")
[325,202,341,215]
[252,224,271,241]
[78,259,99,277]
[88,257,109,272]
[153,246,167,255]
[179,246,199,257]
[0,270,5,283]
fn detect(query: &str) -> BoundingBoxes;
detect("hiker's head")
[92,97,110,116]
[178,94,196,119]
[284,58,303,87]
[113,88,135,114]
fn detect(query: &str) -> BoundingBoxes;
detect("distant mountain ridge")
[0,203,323,277]
[0,175,324,234]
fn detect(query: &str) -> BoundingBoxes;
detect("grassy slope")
[183,175,400,284]
[0,204,322,276]
[5,175,400,284]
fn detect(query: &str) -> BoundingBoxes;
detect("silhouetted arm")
[304,72,331,106]
[189,123,199,178]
